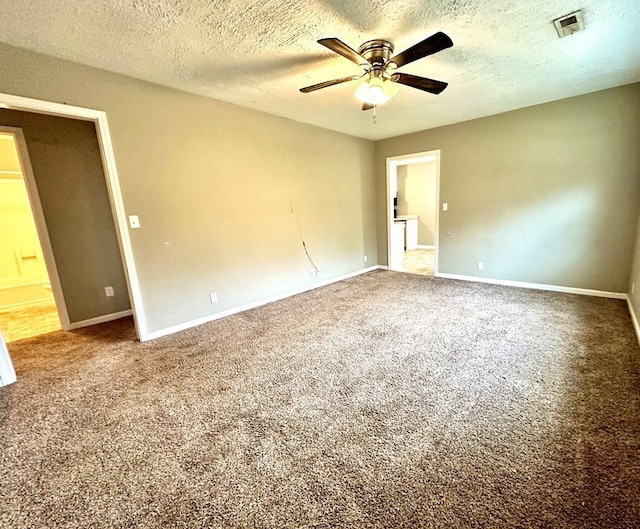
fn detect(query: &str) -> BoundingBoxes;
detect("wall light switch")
[105,286,114,297]
[442,203,448,211]
[128,215,141,229]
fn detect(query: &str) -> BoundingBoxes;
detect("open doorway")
[386,150,440,276]
[0,130,63,341]
[0,92,147,386]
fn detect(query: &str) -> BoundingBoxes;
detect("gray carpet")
[1,270,639,528]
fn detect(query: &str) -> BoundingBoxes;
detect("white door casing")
[386,150,441,273]
[0,92,147,344]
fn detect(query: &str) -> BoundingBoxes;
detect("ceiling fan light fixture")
[299,32,453,109]
[355,76,399,105]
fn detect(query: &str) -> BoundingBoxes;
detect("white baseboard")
[434,272,627,299]
[417,245,435,250]
[627,298,640,346]
[144,266,383,341]
[142,266,632,341]
[68,309,133,330]
[0,297,53,311]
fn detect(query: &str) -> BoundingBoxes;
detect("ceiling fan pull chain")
[373,104,377,124]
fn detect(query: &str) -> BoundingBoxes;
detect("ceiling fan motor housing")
[358,40,395,67]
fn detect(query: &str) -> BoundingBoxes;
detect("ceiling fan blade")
[318,38,369,67]
[362,103,375,111]
[388,32,453,69]
[391,73,448,94]
[300,75,362,93]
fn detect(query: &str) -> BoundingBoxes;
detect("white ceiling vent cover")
[553,11,585,38]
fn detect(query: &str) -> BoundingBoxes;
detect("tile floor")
[0,300,61,342]
[401,248,435,276]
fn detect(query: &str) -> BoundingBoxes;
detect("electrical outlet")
[105,286,114,297]
[309,268,317,277]
[209,292,218,304]
[477,262,484,271]
[442,203,448,211]
[364,255,368,263]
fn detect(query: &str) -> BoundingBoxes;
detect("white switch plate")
[477,262,484,271]
[209,292,218,304]
[105,286,114,297]
[128,215,141,229]
[442,203,448,211]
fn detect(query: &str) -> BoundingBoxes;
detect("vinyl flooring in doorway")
[401,248,434,276]
[0,301,61,342]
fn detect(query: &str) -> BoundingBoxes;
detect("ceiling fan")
[300,32,453,111]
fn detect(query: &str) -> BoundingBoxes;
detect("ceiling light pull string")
[373,104,377,124]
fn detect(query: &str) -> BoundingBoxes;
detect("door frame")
[0,92,147,343]
[386,150,441,272]
[0,327,16,386]
[0,126,71,329]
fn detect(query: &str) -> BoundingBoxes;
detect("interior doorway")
[386,150,440,276]
[0,129,65,341]
[0,92,147,386]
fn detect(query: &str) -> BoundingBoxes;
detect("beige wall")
[627,217,640,320]
[0,136,46,289]
[376,84,640,293]
[0,43,377,335]
[0,179,49,289]
[3,40,638,338]
[0,111,131,322]
[0,135,21,171]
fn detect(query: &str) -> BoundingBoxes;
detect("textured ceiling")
[0,0,639,140]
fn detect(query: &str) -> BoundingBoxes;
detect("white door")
[0,330,17,387]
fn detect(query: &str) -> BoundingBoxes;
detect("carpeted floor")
[1,270,639,528]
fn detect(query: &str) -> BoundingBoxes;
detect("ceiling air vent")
[553,10,585,38]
